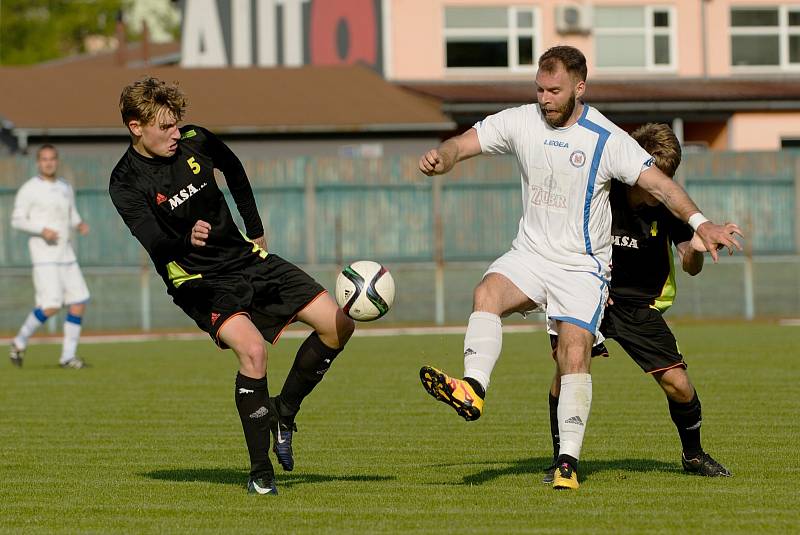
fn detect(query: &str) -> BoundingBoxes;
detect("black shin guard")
[234,373,273,479]
[668,392,703,458]
[549,393,560,463]
[277,332,342,421]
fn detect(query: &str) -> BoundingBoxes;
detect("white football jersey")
[11,176,83,264]
[475,103,653,272]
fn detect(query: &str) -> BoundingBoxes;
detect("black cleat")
[247,476,278,495]
[591,342,609,358]
[9,344,24,367]
[269,398,297,472]
[542,462,557,484]
[682,452,732,477]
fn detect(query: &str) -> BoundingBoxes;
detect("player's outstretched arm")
[419,128,482,176]
[636,167,743,262]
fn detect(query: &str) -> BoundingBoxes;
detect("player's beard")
[540,91,577,128]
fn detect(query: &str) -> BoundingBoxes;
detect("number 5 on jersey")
[187,157,201,174]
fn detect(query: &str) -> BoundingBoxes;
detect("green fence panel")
[0,151,797,269]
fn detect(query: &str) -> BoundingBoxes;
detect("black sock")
[668,391,703,458]
[549,393,560,463]
[463,377,485,399]
[234,373,273,479]
[277,332,342,422]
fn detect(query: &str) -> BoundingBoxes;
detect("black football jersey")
[109,125,265,293]
[607,180,694,310]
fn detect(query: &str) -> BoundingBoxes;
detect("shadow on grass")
[143,468,394,488]
[428,456,681,486]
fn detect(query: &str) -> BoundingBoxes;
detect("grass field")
[1,323,798,533]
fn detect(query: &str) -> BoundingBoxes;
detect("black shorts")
[600,301,686,374]
[172,254,327,348]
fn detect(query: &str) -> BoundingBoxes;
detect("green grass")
[1,323,798,533]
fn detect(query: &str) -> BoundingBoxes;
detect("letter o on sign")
[309,0,377,66]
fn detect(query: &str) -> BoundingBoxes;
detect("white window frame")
[592,5,678,74]
[730,5,800,72]
[443,5,542,74]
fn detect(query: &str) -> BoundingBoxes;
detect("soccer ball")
[335,260,395,321]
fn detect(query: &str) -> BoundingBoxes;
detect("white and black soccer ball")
[335,260,395,321]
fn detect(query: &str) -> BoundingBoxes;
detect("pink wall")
[390,0,707,80]
[729,113,800,150]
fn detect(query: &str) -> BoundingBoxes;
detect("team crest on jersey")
[569,150,586,168]
[155,193,168,205]
[211,312,220,325]
[644,157,655,168]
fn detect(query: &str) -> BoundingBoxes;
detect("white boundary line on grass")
[6,324,544,346]
[778,319,800,326]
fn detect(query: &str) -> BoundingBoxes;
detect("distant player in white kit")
[9,144,90,369]
[418,46,741,490]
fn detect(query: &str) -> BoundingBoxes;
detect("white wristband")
[688,213,709,231]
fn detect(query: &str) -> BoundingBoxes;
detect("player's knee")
[236,341,266,370]
[472,281,500,312]
[658,369,694,402]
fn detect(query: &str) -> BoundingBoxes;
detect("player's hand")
[77,222,90,236]
[419,149,446,176]
[252,235,267,251]
[695,221,744,262]
[41,227,59,244]
[190,220,211,247]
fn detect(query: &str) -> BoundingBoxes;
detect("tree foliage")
[0,0,125,65]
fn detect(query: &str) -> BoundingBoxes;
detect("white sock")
[462,311,502,392]
[60,317,82,363]
[557,373,593,461]
[14,309,47,349]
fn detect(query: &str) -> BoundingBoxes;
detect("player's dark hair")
[631,123,682,178]
[119,77,187,128]
[36,144,57,158]
[538,46,587,82]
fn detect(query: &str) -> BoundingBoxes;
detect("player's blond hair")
[631,123,681,178]
[119,77,187,128]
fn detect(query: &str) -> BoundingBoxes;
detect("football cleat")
[269,398,297,472]
[682,452,732,477]
[542,462,557,484]
[591,342,609,358]
[419,366,484,421]
[9,344,24,368]
[59,357,87,369]
[552,462,579,490]
[247,476,278,495]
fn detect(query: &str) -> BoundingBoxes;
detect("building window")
[593,5,676,71]
[731,6,800,69]
[444,6,539,71]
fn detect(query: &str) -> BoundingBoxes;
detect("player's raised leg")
[219,314,277,495]
[271,293,354,471]
[656,367,731,477]
[420,272,533,421]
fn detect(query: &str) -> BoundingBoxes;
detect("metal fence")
[0,151,798,332]
[1,256,798,334]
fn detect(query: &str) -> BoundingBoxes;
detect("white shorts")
[32,262,90,309]
[485,249,608,339]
